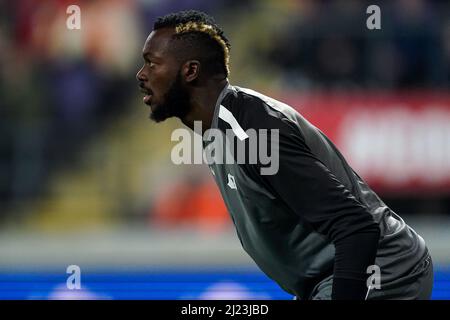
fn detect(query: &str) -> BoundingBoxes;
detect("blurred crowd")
[266,0,449,90]
[0,0,448,231]
[0,0,140,210]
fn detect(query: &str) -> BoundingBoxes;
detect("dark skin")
[136,27,228,133]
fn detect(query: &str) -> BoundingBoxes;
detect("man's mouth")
[143,94,152,105]
[139,87,153,105]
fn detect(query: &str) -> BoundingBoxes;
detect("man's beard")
[150,72,191,123]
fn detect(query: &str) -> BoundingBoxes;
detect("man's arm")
[248,118,380,300]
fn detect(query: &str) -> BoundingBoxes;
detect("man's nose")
[136,67,146,82]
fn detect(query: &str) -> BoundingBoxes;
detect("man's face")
[136,28,191,122]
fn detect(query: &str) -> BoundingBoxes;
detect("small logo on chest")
[227,173,237,190]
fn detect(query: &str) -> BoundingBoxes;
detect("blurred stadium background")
[0,0,449,299]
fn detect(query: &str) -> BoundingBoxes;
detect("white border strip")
[218,105,249,141]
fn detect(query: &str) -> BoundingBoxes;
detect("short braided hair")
[154,10,231,77]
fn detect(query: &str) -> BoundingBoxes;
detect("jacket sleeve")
[245,116,380,300]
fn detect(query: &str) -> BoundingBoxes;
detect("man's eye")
[147,61,156,68]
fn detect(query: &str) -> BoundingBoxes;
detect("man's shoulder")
[220,85,300,132]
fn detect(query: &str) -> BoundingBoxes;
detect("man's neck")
[181,78,228,133]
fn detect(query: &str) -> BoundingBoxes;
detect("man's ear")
[182,60,201,83]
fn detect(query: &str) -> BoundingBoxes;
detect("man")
[136,10,433,300]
